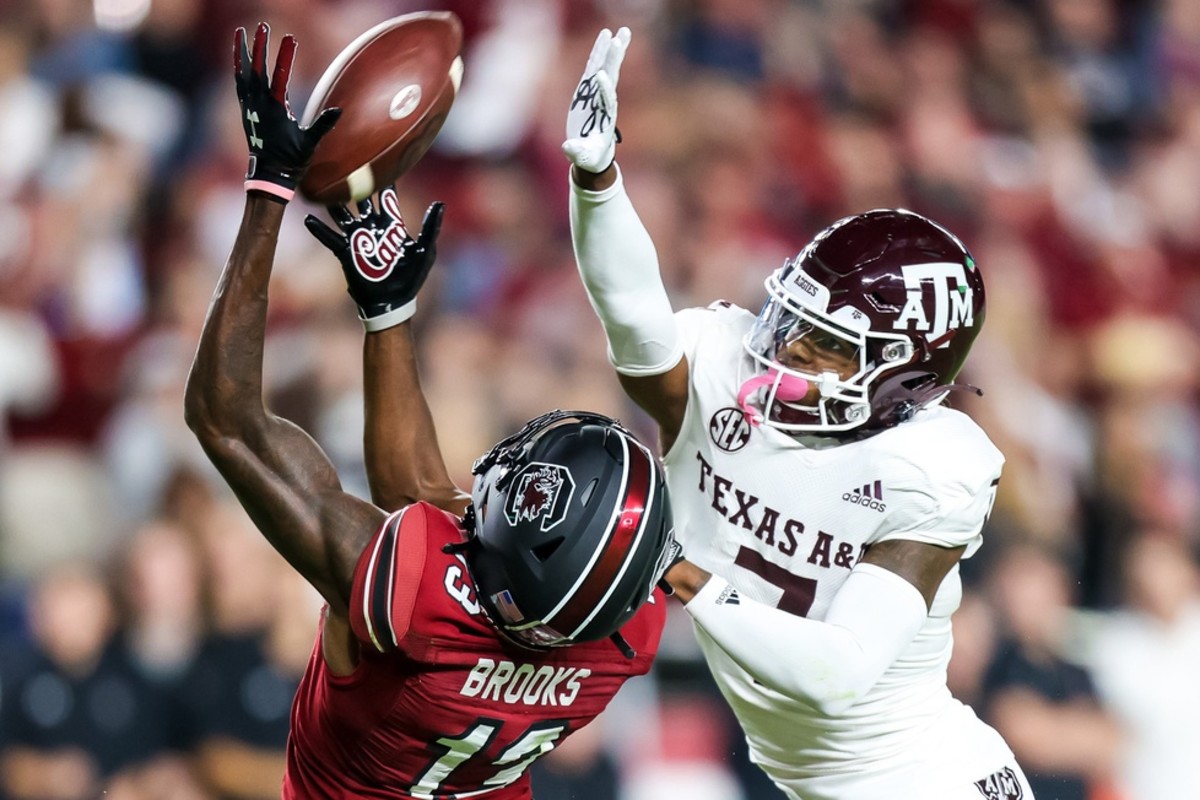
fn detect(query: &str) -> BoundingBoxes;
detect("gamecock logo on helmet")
[505,463,575,532]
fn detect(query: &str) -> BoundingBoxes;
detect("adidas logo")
[715,585,740,606]
[842,480,886,512]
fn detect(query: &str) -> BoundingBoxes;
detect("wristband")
[361,300,417,332]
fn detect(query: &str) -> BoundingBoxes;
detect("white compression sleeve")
[569,167,683,376]
[684,563,928,716]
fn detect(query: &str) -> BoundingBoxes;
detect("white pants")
[756,703,1036,800]
[771,759,1035,800]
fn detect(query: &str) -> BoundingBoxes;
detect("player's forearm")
[363,325,466,513]
[569,165,681,376]
[680,564,927,716]
[184,194,379,610]
[185,195,282,436]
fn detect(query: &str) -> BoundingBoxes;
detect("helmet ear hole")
[579,477,600,506]
[531,536,565,563]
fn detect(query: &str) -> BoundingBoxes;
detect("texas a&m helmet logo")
[892,262,975,346]
[505,462,575,531]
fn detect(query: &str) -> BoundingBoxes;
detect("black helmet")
[459,410,673,654]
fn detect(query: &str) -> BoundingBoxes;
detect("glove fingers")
[327,204,354,227]
[417,201,445,250]
[271,34,297,104]
[356,197,374,218]
[233,27,249,80]
[304,106,341,147]
[378,186,404,228]
[584,28,612,77]
[596,71,618,125]
[252,22,269,78]
[605,27,631,85]
[304,214,346,253]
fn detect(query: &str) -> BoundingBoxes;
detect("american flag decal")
[491,589,525,625]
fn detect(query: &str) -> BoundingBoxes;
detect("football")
[299,12,463,204]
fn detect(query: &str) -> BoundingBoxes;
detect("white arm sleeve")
[684,563,928,716]
[569,166,683,376]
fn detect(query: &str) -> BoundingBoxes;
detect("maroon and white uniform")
[665,304,1024,799]
[283,502,665,799]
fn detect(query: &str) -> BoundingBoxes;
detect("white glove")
[562,27,631,174]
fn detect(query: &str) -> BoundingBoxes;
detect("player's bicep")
[860,538,965,609]
[198,412,386,612]
[618,356,690,449]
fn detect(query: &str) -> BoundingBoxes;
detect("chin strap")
[442,540,471,555]
[610,631,636,659]
[868,371,982,430]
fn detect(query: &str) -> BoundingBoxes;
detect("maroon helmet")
[462,410,673,655]
[740,209,986,436]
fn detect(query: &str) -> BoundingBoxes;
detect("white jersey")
[664,303,1021,800]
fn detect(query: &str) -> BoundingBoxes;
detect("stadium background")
[1,0,1198,798]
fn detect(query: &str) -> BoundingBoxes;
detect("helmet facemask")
[741,261,915,434]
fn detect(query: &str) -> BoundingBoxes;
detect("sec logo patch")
[709,408,751,453]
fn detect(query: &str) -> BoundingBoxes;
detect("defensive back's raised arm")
[563,28,691,448]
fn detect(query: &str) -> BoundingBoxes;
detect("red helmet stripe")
[545,434,653,636]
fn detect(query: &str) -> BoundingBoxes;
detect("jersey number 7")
[735,546,818,617]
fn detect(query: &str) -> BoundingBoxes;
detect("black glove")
[657,533,685,596]
[234,22,340,202]
[305,187,445,330]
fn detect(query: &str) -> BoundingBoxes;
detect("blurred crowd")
[2,0,1200,798]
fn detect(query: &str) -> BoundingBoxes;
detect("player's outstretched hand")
[562,27,630,174]
[305,187,445,331]
[234,22,341,202]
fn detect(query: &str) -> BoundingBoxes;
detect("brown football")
[299,12,463,204]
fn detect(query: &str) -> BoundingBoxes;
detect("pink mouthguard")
[737,370,810,426]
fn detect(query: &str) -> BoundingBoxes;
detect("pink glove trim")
[245,180,295,202]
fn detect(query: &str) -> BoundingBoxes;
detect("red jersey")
[283,502,665,799]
